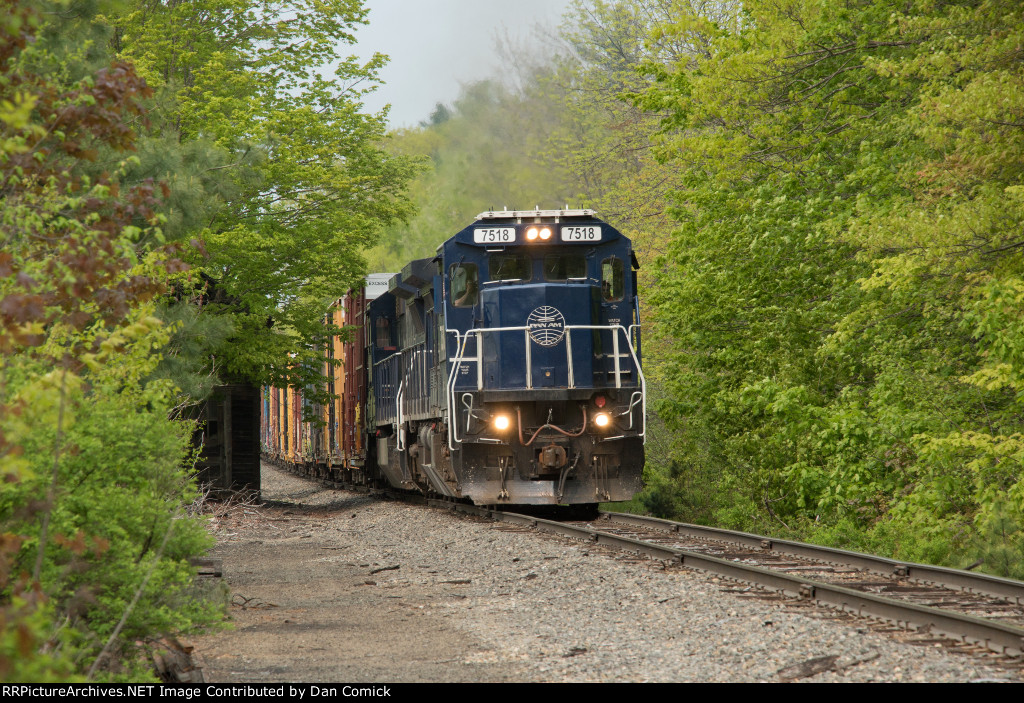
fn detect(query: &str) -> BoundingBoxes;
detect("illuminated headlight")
[525,226,552,241]
[594,413,611,429]
[493,414,511,431]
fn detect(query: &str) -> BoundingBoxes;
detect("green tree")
[111,0,419,393]
[367,78,572,270]
[1,0,220,678]
[638,0,1024,573]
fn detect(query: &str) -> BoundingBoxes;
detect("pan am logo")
[528,306,566,347]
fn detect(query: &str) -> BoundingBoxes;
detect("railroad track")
[275,461,1024,663]
[428,500,1024,660]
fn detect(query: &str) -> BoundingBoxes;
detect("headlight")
[525,226,552,242]
[493,414,511,431]
[594,413,611,429]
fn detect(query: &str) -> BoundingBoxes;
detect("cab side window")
[544,254,586,281]
[488,254,531,282]
[450,263,478,307]
[375,317,393,348]
[602,257,624,302]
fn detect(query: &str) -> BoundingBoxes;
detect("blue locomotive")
[365,209,645,505]
[262,209,644,505]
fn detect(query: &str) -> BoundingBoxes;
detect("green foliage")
[0,592,80,682]
[370,0,684,272]
[2,0,424,678]
[147,300,236,403]
[632,0,1024,574]
[0,1,221,678]
[110,0,419,391]
[2,323,220,678]
[366,79,570,271]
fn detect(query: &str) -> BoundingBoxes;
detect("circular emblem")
[527,306,566,347]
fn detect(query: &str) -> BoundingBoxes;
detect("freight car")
[262,209,645,506]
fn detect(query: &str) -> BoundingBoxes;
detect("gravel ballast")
[191,463,1020,682]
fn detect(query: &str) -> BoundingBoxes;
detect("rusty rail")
[428,500,1024,658]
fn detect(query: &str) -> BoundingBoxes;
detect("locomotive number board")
[473,227,516,243]
[472,225,604,243]
[560,225,602,241]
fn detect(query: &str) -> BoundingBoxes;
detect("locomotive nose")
[481,283,595,390]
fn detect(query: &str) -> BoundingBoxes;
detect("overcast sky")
[351,0,573,129]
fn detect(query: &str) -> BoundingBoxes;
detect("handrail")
[444,323,646,449]
[395,380,405,451]
[390,347,434,451]
[372,350,402,429]
[621,391,643,431]
[371,349,402,370]
[445,331,473,450]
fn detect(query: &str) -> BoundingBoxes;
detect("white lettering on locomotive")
[528,306,566,347]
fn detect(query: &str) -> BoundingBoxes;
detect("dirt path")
[192,465,524,682]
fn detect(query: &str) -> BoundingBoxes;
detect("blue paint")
[368,210,642,428]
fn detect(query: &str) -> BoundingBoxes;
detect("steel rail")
[597,512,1024,604]
[277,466,1024,659]
[427,500,1024,657]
